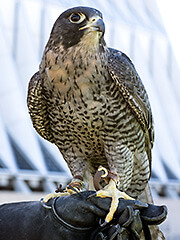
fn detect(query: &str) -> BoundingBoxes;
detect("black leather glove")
[0,191,167,240]
[41,191,167,240]
[89,193,167,240]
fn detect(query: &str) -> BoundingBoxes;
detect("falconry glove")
[90,194,167,240]
[41,191,167,240]
[0,191,167,240]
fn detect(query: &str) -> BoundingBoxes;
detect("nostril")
[92,18,96,22]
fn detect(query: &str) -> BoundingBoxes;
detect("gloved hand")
[89,193,167,240]
[0,190,167,240]
[41,191,167,240]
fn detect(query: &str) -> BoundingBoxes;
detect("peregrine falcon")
[27,6,154,223]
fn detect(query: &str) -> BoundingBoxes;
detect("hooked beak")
[79,17,105,34]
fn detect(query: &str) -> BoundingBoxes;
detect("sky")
[157,0,180,67]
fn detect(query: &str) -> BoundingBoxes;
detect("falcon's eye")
[69,13,86,24]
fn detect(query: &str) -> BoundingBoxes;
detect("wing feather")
[27,72,55,143]
[107,48,154,163]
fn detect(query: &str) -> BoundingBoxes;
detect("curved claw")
[67,176,83,190]
[100,220,108,227]
[66,184,81,195]
[87,192,97,200]
[93,166,119,191]
[97,166,109,178]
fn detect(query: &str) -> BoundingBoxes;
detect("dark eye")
[69,13,86,23]
[71,13,81,22]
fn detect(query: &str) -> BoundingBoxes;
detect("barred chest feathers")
[40,41,111,156]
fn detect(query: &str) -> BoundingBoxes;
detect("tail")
[138,183,166,240]
[137,182,154,204]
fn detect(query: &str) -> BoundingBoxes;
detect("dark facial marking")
[49,6,103,49]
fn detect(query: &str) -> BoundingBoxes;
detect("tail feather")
[138,183,166,240]
[137,183,154,204]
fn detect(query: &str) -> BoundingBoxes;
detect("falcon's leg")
[93,166,134,225]
[104,143,134,192]
[96,142,134,224]
[43,153,87,202]
[126,152,150,198]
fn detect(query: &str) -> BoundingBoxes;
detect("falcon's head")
[49,6,105,50]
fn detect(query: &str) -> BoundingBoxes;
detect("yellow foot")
[43,191,70,203]
[43,176,84,203]
[94,166,134,225]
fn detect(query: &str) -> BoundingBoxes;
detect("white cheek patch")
[79,31,100,49]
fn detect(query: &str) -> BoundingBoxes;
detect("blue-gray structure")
[0,0,180,197]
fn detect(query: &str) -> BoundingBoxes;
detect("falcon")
[27,6,154,224]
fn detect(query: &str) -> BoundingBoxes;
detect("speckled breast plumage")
[41,45,150,197]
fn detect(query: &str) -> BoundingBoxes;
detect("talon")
[43,192,69,203]
[43,177,84,202]
[94,166,110,191]
[98,166,108,177]
[93,167,135,224]
[94,166,120,191]
[66,185,80,194]
[42,176,84,203]
[66,175,84,194]
[100,220,108,227]
[87,193,97,200]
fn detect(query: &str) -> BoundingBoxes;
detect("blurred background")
[0,0,180,238]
